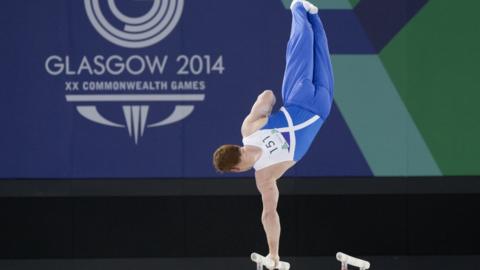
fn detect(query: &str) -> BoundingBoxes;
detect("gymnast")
[213,1,334,268]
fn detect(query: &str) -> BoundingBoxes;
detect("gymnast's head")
[213,144,255,173]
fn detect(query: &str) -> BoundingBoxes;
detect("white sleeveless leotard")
[242,106,323,171]
[242,128,292,171]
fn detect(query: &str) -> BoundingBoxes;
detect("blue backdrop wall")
[1,0,438,178]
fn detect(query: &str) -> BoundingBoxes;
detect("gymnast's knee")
[317,91,333,120]
[315,86,333,119]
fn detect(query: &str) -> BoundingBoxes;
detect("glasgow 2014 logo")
[45,0,224,144]
[84,0,184,48]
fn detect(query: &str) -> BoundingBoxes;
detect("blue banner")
[0,0,377,178]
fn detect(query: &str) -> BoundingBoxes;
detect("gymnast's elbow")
[259,90,275,102]
[256,90,276,111]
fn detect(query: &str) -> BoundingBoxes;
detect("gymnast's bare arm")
[254,162,293,266]
[241,90,276,137]
[254,152,294,267]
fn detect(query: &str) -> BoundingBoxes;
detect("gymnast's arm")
[241,90,276,136]
[254,163,292,263]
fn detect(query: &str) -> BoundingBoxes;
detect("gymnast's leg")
[307,10,335,119]
[281,1,314,104]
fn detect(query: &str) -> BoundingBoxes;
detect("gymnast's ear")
[230,167,241,172]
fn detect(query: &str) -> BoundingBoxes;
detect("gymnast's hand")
[267,253,280,269]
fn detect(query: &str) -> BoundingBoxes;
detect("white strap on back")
[280,107,296,160]
[275,114,320,132]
